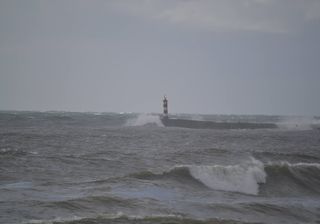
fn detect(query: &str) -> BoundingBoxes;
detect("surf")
[261,161,320,196]
[131,158,266,195]
[130,159,320,196]
[125,114,164,127]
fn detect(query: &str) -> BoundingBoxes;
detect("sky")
[0,0,320,115]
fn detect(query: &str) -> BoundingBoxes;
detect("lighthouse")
[163,95,168,119]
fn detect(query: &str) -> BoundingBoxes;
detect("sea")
[0,111,320,224]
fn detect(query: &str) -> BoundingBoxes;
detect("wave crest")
[0,148,38,156]
[130,160,320,196]
[25,212,243,224]
[187,158,266,195]
[132,158,266,195]
[259,161,320,196]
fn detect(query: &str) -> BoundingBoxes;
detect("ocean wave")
[24,212,250,224]
[261,161,320,196]
[267,161,320,169]
[0,181,33,190]
[187,158,266,195]
[125,114,164,127]
[0,148,38,157]
[132,158,266,195]
[254,151,320,161]
[130,159,320,196]
[40,195,136,212]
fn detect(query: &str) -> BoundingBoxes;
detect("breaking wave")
[187,158,266,195]
[132,158,266,195]
[261,161,320,196]
[25,212,247,224]
[131,159,320,196]
[125,114,164,127]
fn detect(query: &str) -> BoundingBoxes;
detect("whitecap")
[187,158,266,195]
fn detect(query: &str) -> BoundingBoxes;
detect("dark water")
[0,111,320,224]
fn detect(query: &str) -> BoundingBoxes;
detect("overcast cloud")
[0,0,320,115]
[112,0,320,32]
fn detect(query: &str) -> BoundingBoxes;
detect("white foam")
[99,212,182,220]
[125,114,164,127]
[26,216,83,224]
[0,148,38,155]
[268,161,320,169]
[187,158,266,195]
[25,213,183,224]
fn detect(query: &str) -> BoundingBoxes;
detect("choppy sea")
[0,111,320,224]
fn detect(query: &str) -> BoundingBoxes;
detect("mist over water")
[277,116,320,130]
[0,111,320,224]
[125,114,164,127]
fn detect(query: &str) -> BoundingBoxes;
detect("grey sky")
[1,0,320,115]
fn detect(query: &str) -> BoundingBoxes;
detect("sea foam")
[125,114,164,127]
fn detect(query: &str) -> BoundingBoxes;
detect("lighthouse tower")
[163,95,168,119]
